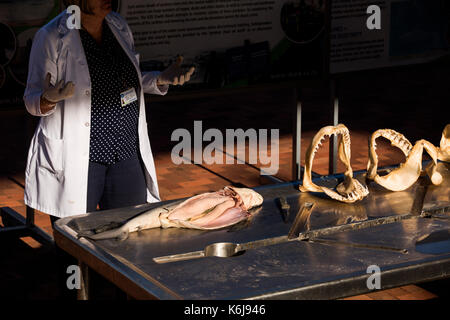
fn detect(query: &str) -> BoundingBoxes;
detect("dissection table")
[54,162,450,299]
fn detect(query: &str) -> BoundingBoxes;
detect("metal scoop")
[153,202,316,264]
[153,236,289,264]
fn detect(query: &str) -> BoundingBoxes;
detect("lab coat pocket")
[37,130,64,175]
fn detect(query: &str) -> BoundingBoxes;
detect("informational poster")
[0,0,60,108]
[330,0,450,74]
[2,0,449,107]
[0,0,327,103]
[117,0,328,88]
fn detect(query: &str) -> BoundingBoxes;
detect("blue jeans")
[86,152,147,212]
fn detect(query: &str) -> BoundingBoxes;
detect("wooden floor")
[1,61,449,299]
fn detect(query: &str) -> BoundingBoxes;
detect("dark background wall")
[2,54,448,177]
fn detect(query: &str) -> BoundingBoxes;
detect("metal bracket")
[0,206,54,246]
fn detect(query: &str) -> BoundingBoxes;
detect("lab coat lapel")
[106,13,145,122]
[58,12,90,79]
[106,13,141,79]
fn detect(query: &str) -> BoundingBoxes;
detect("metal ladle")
[153,203,316,264]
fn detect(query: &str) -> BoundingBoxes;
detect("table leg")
[77,261,91,300]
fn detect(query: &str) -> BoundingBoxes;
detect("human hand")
[157,56,195,86]
[42,73,75,104]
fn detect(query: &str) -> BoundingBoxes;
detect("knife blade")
[287,202,315,239]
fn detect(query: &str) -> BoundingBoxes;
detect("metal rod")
[152,212,432,264]
[292,87,302,181]
[329,79,338,175]
[308,238,408,254]
[153,250,205,264]
[237,235,288,252]
[296,213,414,241]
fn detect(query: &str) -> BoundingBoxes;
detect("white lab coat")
[24,11,167,218]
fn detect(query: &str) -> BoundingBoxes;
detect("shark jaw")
[438,124,450,162]
[300,124,369,203]
[367,129,413,180]
[367,129,443,191]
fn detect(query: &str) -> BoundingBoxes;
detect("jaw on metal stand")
[291,77,340,183]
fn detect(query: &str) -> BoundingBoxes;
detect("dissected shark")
[78,186,263,240]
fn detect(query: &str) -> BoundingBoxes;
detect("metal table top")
[55,162,450,299]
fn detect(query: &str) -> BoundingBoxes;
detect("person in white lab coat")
[24,0,194,220]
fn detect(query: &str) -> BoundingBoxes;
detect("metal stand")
[0,206,54,246]
[329,78,339,175]
[292,87,302,181]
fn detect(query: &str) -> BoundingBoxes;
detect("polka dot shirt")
[79,22,141,165]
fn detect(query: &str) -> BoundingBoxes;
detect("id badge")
[120,87,138,107]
